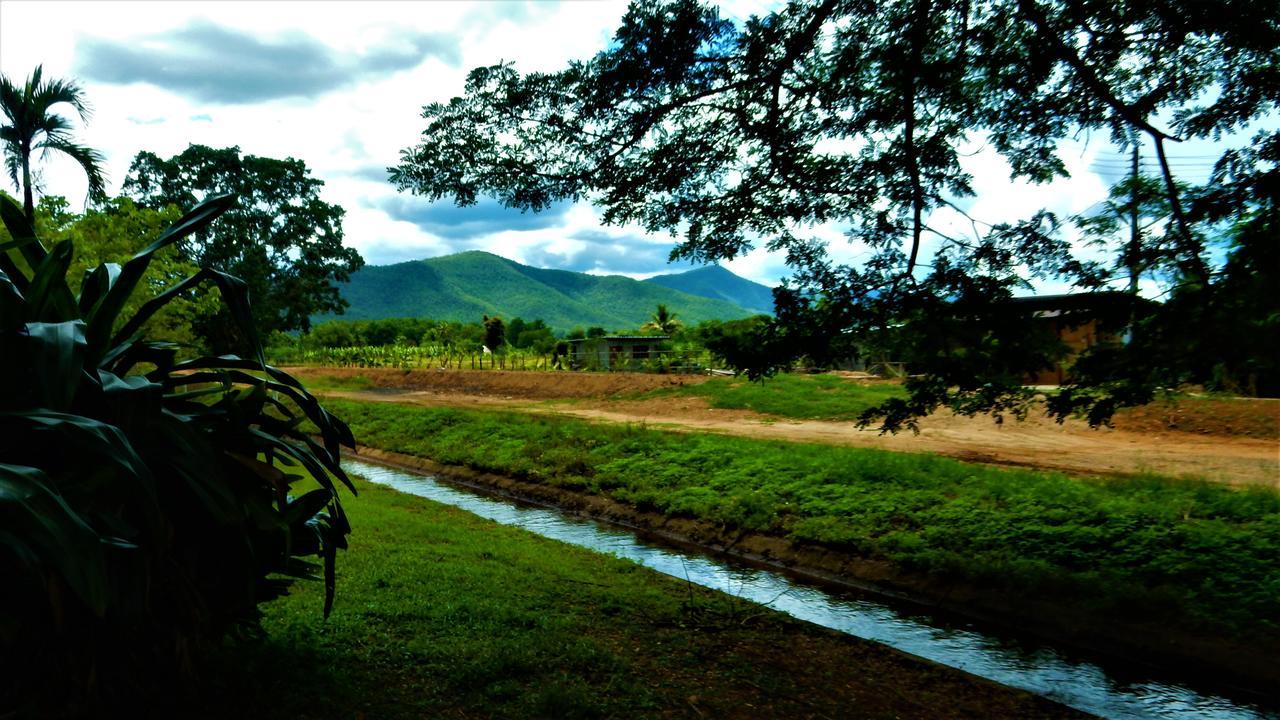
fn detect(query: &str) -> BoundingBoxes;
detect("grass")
[187,477,1074,719]
[294,372,376,391]
[646,372,906,420]
[322,397,1280,642]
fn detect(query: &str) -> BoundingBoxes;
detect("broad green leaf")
[77,261,122,317]
[0,463,111,616]
[84,194,236,361]
[0,410,155,497]
[21,321,88,410]
[0,193,46,268]
[0,267,24,331]
[24,239,77,322]
[0,249,29,294]
[284,489,334,528]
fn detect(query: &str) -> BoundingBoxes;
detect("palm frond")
[32,75,92,124]
[35,135,107,201]
[0,76,23,125]
[36,113,74,137]
[3,152,18,194]
[0,65,103,214]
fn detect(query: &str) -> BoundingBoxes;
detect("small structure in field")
[566,335,669,370]
[1012,292,1135,385]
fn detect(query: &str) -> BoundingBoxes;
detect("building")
[565,335,669,370]
[1011,292,1135,385]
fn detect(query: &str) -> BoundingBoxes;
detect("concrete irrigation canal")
[346,458,1278,720]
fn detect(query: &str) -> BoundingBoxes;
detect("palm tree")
[641,304,683,335]
[1,65,107,222]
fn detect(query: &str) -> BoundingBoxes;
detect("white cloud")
[0,0,1257,292]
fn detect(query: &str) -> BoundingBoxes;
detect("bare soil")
[292,367,1280,487]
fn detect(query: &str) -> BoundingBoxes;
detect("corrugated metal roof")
[565,335,669,343]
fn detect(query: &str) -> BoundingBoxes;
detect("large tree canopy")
[123,144,364,352]
[393,0,1279,430]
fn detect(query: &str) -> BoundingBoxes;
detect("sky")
[0,0,1242,291]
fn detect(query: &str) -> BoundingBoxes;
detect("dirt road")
[294,367,1279,487]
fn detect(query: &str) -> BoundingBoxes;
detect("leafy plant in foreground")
[0,192,355,714]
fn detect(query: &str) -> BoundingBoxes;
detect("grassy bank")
[323,398,1280,642]
[646,372,906,420]
[191,476,1075,719]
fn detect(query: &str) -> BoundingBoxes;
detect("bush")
[0,193,354,715]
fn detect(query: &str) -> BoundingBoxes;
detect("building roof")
[1008,291,1136,313]
[565,335,669,343]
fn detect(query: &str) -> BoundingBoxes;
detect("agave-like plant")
[0,192,354,712]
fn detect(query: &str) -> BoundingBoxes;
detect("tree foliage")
[641,303,684,334]
[506,316,556,352]
[122,144,364,353]
[482,313,506,350]
[392,0,1279,429]
[292,315,561,354]
[0,65,107,221]
[24,196,222,351]
[0,191,353,714]
[1074,171,1176,295]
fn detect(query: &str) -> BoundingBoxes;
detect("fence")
[567,349,714,374]
[270,345,716,374]
[271,344,906,377]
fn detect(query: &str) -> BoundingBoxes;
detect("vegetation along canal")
[346,459,1277,720]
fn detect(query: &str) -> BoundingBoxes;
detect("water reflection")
[347,459,1276,720]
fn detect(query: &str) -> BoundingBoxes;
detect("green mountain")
[643,265,775,315]
[325,251,756,330]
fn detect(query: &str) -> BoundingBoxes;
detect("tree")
[0,65,107,222]
[694,315,772,368]
[641,303,684,334]
[392,0,1279,429]
[1073,151,1186,297]
[122,144,364,353]
[482,314,506,350]
[507,317,556,353]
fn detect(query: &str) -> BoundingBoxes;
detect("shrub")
[0,193,354,714]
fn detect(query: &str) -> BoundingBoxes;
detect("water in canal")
[347,458,1277,720]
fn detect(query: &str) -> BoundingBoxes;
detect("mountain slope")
[643,265,775,314]
[326,251,756,330]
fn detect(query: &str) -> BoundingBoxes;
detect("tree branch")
[1015,0,1177,142]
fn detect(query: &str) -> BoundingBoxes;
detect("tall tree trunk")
[21,145,34,223]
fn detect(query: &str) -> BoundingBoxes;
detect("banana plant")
[0,192,355,709]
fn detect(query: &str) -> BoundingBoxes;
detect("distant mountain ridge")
[323,251,764,330]
[643,265,775,315]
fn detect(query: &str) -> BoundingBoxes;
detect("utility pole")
[1128,144,1141,296]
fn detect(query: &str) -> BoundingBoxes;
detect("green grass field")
[646,373,906,420]
[322,398,1280,642]
[190,477,1074,719]
[296,372,376,391]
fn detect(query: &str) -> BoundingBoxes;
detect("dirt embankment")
[352,445,1280,694]
[292,367,1280,487]
[300,366,705,399]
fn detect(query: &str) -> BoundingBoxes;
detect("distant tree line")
[283,311,772,365]
[291,316,560,354]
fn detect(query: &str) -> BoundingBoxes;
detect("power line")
[1089,159,1219,165]
[1088,162,1221,169]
